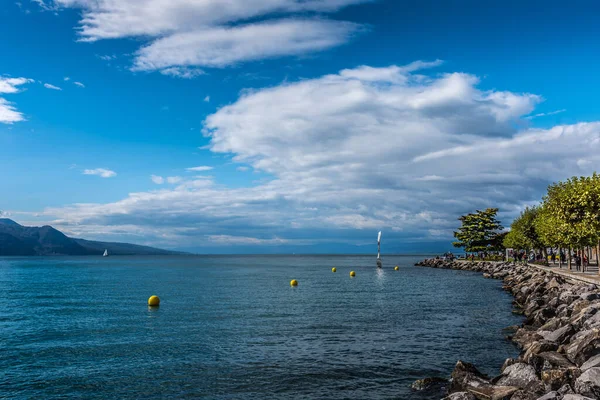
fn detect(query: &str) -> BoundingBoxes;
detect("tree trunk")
[597,240,600,274]
[558,247,562,268]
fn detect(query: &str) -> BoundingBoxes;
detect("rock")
[513,328,543,348]
[538,351,576,369]
[547,278,561,290]
[449,360,490,393]
[580,354,600,371]
[535,392,560,400]
[466,385,520,400]
[565,329,600,366]
[496,363,540,389]
[501,358,517,373]
[540,324,574,344]
[562,394,595,400]
[443,392,476,400]
[574,367,600,398]
[541,368,579,391]
[510,390,539,400]
[580,293,600,301]
[411,376,447,391]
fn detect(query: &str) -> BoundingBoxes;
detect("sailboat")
[103,249,108,257]
[376,231,382,268]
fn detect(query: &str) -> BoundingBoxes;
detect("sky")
[1,0,600,254]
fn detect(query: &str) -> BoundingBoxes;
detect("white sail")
[103,249,108,257]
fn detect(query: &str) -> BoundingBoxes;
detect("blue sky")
[1,0,600,253]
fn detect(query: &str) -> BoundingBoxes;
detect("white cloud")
[83,168,117,178]
[237,166,249,172]
[97,54,116,61]
[64,76,70,81]
[0,77,33,94]
[151,175,165,184]
[204,95,210,102]
[206,235,290,245]
[74,81,85,88]
[186,166,213,172]
[43,83,62,91]
[0,76,33,124]
[34,62,597,250]
[50,0,368,71]
[133,19,362,70]
[167,176,183,184]
[526,109,566,119]
[159,67,205,79]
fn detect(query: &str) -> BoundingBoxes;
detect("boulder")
[513,328,543,348]
[540,324,574,344]
[573,367,600,398]
[565,329,600,366]
[466,385,520,400]
[580,354,600,371]
[496,363,540,389]
[411,376,447,391]
[443,392,477,400]
[537,352,576,369]
[562,394,595,400]
[535,392,560,400]
[449,360,490,393]
[580,293,600,302]
[541,368,579,391]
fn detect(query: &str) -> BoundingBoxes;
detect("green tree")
[453,208,504,253]
[536,174,600,270]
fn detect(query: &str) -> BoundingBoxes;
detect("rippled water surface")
[0,255,521,399]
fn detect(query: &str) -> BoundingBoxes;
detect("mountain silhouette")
[0,219,182,256]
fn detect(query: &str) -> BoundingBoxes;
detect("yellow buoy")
[332,267,337,272]
[148,295,160,307]
[395,266,399,271]
[350,271,356,277]
[290,279,298,287]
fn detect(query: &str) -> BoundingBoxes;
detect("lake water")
[0,255,521,399]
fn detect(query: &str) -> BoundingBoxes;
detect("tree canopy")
[453,208,504,252]
[536,174,600,249]
[503,206,545,251]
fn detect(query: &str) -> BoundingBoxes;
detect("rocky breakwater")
[413,258,600,400]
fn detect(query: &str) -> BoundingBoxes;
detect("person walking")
[575,254,582,272]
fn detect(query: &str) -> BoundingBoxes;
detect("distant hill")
[0,219,183,256]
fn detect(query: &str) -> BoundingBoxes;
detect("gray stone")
[562,395,595,400]
[565,329,600,366]
[541,324,574,344]
[580,354,600,371]
[496,363,540,389]
[574,367,600,398]
[580,292,600,301]
[535,392,560,400]
[443,392,476,400]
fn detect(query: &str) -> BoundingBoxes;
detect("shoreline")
[414,259,600,400]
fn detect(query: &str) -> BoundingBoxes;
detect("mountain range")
[0,219,182,256]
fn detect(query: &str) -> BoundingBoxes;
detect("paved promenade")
[526,262,600,285]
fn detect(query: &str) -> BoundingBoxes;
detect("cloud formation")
[159,67,205,79]
[186,166,213,172]
[35,62,599,251]
[43,83,62,90]
[0,77,33,123]
[49,0,368,71]
[83,168,117,178]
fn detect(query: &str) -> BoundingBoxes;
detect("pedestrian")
[575,254,581,271]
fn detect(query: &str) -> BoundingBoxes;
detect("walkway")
[526,262,600,286]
